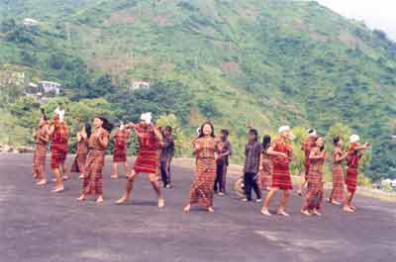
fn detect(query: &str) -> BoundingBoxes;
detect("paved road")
[0,153,395,262]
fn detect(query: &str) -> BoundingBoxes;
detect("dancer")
[301,136,326,216]
[261,125,293,216]
[160,126,175,188]
[241,129,262,202]
[71,123,91,179]
[344,134,369,212]
[328,136,348,205]
[258,135,272,191]
[77,116,112,203]
[32,110,50,185]
[184,121,218,213]
[111,123,131,179]
[48,108,69,192]
[213,129,232,195]
[115,113,165,208]
[298,128,317,196]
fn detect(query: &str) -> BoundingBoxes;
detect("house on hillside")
[39,81,61,95]
[23,18,39,27]
[129,80,150,91]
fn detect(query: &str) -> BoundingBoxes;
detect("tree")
[289,126,306,176]
[196,98,221,120]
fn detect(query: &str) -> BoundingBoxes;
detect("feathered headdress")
[278,125,290,134]
[307,128,317,137]
[54,107,65,122]
[350,134,360,143]
[140,112,152,124]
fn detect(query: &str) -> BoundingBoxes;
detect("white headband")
[350,134,360,143]
[140,112,152,124]
[278,125,290,134]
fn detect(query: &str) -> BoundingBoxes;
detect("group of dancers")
[32,108,369,216]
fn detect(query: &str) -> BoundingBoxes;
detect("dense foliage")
[0,0,395,181]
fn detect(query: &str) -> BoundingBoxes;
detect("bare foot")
[312,209,322,216]
[343,206,355,213]
[158,198,165,208]
[36,179,47,186]
[207,207,215,213]
[77,194,86,201]
[51,186,64,193]
[277,210,290,217]
[300,209,312,216]
[96,196,104,203]
[183,204,191,213]
[115,195,128,204]
[261,208,272,216]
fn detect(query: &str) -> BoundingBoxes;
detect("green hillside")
[1,0,395,180]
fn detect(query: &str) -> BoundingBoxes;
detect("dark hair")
[198,121,215,138]
[333,136,340,145]
[249,128,258,141]
[308,128,315,134]
[165,126,172,132]
[85,123,92,138]
[96,116,114,132]
[40,108,48,121]
[262,135,271,149]
[220,129,229,136]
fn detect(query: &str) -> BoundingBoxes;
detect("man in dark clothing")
[160,126,175,188]
[213,129,232,195]
[242,128,262,202]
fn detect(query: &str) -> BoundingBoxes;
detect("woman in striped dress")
[328,136,348,205]
[258,135,273,190]
[261,126,293,217]
[32,115,50,186]
[344,135,369,212]
[77,116,111,203]
[111,124,131,179]
[184,122,218,213]
[49,108,69,193]
[115,113,165,208]
[71,124,91,179]
[301,137,326,216]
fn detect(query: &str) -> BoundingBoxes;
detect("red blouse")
[272,138,292,165]
[134,123,161,151]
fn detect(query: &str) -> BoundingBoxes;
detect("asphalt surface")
[0,153,395,262]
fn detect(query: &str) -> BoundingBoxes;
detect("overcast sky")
[316,0,396,40]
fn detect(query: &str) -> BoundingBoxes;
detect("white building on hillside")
[23,18,39,27]
[129,80,150,91]
[39,81,61,95]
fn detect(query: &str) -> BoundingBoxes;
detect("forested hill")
[0,0,395,180]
